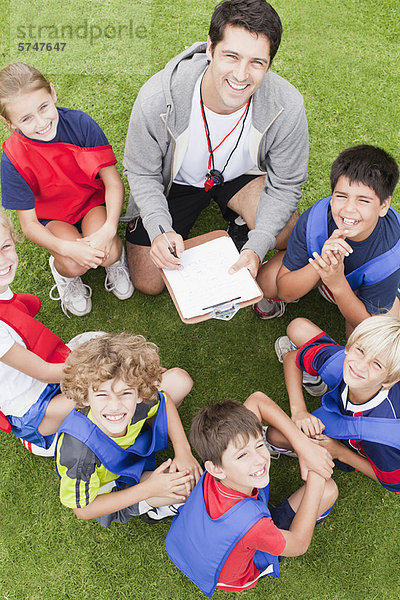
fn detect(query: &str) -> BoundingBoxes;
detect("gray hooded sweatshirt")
[123,42,308,261]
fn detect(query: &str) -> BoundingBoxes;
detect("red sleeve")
[240,516,286,556]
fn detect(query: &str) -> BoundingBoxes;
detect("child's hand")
[308,250,345,289]
[292,410,325,438]
[297,437,334,481]
[321,229,353,259]
[63,239,105,269]
[170,452,203,493]
[79,222,116,258]
[315,434,343,460]
[146,458,194,502]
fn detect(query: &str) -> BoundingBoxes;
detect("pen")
[159,225,178,258]
[202,297,241,311]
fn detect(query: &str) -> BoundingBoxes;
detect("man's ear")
[206,35,213,61]
[204,459,226,480]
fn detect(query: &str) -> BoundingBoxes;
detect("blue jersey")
[1,107,109,211]
[297,333,400,492]
[283,198,400,314]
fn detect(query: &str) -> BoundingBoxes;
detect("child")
[255,145,400,335]
[0,62,133,317]
[0,208,76,454]
[56,332,202,526]
[273,314,400,493]
[165,393,337,595]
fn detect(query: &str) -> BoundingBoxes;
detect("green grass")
[1,1,400,599]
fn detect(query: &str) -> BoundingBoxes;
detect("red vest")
[0,293,70,432]
[3,131,116,223]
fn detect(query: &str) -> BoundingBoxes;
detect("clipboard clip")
[209,301,240,321]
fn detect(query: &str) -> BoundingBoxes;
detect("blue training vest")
[165,473,280,596]
[55,391,168,486]
[306,196,400,290]
[312,355,400,449]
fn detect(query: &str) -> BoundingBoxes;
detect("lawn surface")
[0,1,399,599]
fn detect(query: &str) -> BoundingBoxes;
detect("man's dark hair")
[209,0,282,63]
[330,145,399,204]
[189,399,262,467]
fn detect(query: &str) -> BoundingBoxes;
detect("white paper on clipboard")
[162,236,261,319]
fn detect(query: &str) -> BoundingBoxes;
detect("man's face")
[202,25,270,114]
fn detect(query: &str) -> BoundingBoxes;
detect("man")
[123,0,309,295]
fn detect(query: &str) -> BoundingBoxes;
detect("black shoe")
[227,221,250,251]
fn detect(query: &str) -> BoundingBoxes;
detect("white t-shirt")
[0,288,47,417]
[174,71,256,188]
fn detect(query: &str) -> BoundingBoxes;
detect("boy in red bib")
[0,62,133,316]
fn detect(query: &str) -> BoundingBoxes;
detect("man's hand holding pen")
[150,228,184,270]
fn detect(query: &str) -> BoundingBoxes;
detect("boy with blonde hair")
[166,393,337,595]
[273,314,400,492]
[56,332,202,526]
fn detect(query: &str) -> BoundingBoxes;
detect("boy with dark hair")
[255,145,400,334]
[273,315,400,493]
[165,393,337,595]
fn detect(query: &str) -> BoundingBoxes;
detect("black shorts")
[125,174,259,246]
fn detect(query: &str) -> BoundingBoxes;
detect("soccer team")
[0,0,399,595]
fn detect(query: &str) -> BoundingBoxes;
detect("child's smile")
[4,86,59,142]
[0,226,18,293]
[330,176,390,242]
[87,378,140,438]
[217,434,271,495]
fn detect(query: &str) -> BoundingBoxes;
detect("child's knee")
[56,257,87,278]
[324,477,339,505]
[163,367,193,405]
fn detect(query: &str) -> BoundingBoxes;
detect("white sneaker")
[20,436,57,457]
[104,246,134,300]
[49,256,92,317]
[140,503,182,524]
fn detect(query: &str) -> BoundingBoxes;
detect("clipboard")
[160,230,263,324]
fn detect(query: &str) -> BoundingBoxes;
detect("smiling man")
[123,0,309,295]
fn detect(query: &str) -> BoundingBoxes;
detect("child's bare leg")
[46,221,88,277]
[38,393,75,436]
[256,251,285,298]
[244,392,292,449]
[81,205,123,267]
[287,477,338,518]
[287,317,324,348]
[160,368,193,408]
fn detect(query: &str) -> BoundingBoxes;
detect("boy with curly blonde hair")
[56,332,202,526]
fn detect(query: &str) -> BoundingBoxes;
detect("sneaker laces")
[104,261,129,292]
[50,277,92,317]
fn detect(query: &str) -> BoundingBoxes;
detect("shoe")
[253,297,286,320]
[262,426,297,458]
[227,221,250,251]
[49,256,92,317]
[140,503,181,524]
[20,437,56,457]
[274,335,297,363]
[104,247,134,300]
[302,373,328,397]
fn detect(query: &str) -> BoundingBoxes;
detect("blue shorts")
[7,383,61,448]
[270,498,296,531]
